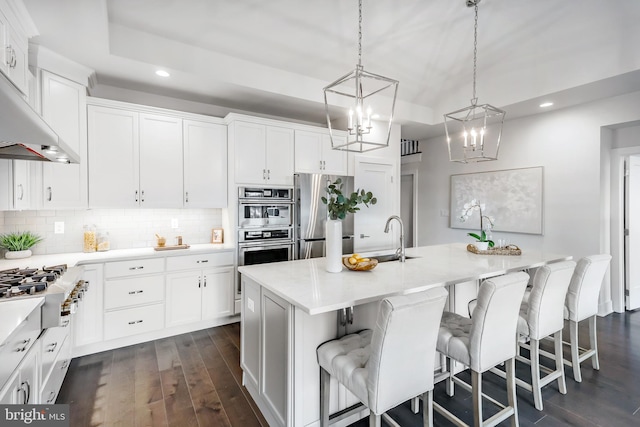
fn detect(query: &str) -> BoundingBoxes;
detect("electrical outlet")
[440,209,450,217]
[171,218,179,229]
[54,222,64,234]
[248,298,255,312]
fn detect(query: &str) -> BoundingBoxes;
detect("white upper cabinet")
[12,159,31,210]
[40,71,87,209]
[138,113,183,208]
[294,130,347,175]
[0,5,30,95]
[234,121,294,186]
[183,120,227,208]
[88,105,140,208]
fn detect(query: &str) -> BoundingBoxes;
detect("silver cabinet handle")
[141,190,145,202]
[129,266,144,270]
[196,259,209,264]
[11,47,16,68]
[47,342,59,352]
[15,338,31,352]
[185,191,189,203]
[60,318,70,328]
[203,276,207,288]
[61,360,69,370]
[135,190,139,202]
[360,234,370,238]
[5,46,11,66]
[263,169,266,179]
[17,183,24,201]
[198,277,201,288]
[128,320,143,325]
[46,391,56,403]
[267,169,271,179]
[47,186,52,202]
[128,290,144,295]
[20,380,30,404]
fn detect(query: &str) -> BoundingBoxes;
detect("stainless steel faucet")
[384,215,405,262]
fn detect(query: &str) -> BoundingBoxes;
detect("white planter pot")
[325,219,343,273]
[5,249,32,259]
[474,241,489,251]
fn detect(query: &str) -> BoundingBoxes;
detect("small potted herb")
[0,231,43,259]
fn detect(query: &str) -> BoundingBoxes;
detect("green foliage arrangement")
[0,231,43,251]
[321,178,377,220]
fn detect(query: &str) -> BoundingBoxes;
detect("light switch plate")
[54,221,64,234]
[171,218,179,229]
[247,298,255,312]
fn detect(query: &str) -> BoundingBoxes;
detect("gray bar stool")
[562,254,611,382]
[316,287,448,427]
[435,271,529,427]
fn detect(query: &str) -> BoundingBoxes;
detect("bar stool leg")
[530,339,543,411]
[589,315,600,370]
[320,368,330,426]
[423,390,433,427]
[369,413,381,427]
[444,354,455,397]
[569,320,582,382]
[554,331,567,394]
[506,357,519,427]
[472,370,482,427]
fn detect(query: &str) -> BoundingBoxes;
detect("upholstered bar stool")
[436,272,529,427]
[562,254,611,382]
[492,261,576,411]
[316,287,448,427]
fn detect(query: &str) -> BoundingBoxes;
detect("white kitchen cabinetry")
[165,251,235,327]
[39,322,71,405]
[103,258,165,341]
[0,6,29,95]
[88,105,139,208]
[233,121,294,186]
[183,120,227,208]
[73,264,103,350]
[40,70,88,209]
[12,159,31,210]
[294,130,347,175]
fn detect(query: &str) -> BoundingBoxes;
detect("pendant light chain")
[472,3,478,105]
[357,0,363,68]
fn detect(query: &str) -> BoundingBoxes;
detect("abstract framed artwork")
[450,166,543,234]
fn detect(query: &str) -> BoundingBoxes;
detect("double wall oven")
[237,187,295,296]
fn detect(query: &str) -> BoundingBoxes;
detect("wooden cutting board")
[153,244,190,251]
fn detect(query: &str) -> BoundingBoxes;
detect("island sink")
[373,254,418,263]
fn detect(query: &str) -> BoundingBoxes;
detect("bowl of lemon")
[342,253,378,271]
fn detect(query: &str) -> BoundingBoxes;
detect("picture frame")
[450,166,543,234]
[212,228,224,244]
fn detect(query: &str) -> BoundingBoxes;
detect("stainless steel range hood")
[0,73,79,163]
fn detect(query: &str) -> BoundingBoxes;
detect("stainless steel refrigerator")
[295,173,354,259]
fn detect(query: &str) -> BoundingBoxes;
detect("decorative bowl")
[342,256,378,271]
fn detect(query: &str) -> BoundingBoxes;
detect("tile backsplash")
[0,208,224,255]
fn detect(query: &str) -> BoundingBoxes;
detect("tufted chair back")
[526,261,576,340]
[367,287,448,415]
[565,255,612,322]
[468,272,529,373]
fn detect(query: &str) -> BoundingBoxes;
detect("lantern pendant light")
[444,0,505,163]
[323,0,399,153]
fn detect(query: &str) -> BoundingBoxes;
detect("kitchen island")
[237,243,571,427]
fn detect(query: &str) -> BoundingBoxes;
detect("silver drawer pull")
[196,260,209,263]
[47,342,59,352]
[15,338,31,352]
[128,290,144,295]
[128,320,143,325]
[61,360,69,370]
[60,318,70,327]
[46,391,56,403]
[129,266,144,270]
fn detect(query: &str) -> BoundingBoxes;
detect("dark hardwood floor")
[59,311,640,426]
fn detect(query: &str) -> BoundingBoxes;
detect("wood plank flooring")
[58,311,640,426]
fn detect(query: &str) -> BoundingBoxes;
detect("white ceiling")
[22,0,640,139]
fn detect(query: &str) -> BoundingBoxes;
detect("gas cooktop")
[0,264,67,298]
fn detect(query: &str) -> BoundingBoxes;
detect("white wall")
[415,89,640,314]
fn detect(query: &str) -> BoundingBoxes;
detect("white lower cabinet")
[104,304,165,341]
[73,264,104,349]
[40,329,71,405]
[0,343,39,405]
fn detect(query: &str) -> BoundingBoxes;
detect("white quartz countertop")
[238,243,572,315]
[0,243,235,270]
[0,298,44,347]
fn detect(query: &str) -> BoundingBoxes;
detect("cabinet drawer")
[40,336,72,405]
[104,304,164,341]
[104,258,164,278]
[166,251,234,271]
[40,324,71,383]
[0,308,41,387]
[105,275,165,310]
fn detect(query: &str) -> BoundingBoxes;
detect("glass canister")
[97,231,110,252]
[83,225,96,253]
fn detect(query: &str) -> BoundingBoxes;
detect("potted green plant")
[321,178,376,272]
[0,231,43,259]
[459,199,495,250]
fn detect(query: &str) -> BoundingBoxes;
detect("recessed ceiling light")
[155,70,170,77]
[539,102,554,108]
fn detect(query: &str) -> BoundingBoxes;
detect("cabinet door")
[12,160,30,210]
[0,160,10,210]
[265,126,294,186]
[294,130,322,174]
[17,346,38,404]
[165,271,202,327]
[321,134,348,175]
[88,106,139,208]
[241,277,261,389]
[234,121,267,184]
[0,371,18,404]
[0,12,7,78]
[139,113,183,208]
[74,264,104,349]
[201,267,234,320]
[183,120,227,208]
[5,25,28,95]
[41,71,88,209]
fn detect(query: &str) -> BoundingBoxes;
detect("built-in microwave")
[238,202,293,228]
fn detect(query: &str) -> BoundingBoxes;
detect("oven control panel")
[238,187,293,201]
[239,228,293,243]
